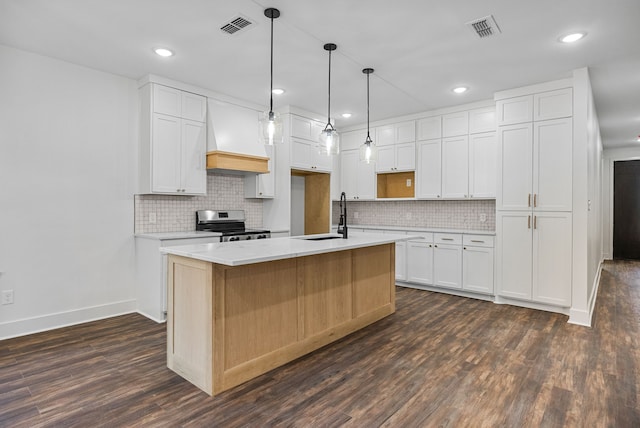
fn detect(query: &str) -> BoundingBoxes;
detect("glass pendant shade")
[319,43,339,156]
[359,135,377,163]
[260,8,281,146]
[359,67,376,163]
[319,124,340,156]
[260,110,283,145]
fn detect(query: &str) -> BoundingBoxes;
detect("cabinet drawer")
[463,235,495,248]
[434,233,462,245]
[408,232,434,242]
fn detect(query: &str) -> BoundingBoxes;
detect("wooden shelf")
[377,171,415,198]
[206,151,269,174]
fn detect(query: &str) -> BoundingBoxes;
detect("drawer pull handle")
[534,194,537,207]
[470,240,485,243]
[441,238,454,241]
[528,215,531,229]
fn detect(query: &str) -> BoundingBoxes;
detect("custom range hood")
[206,98,269,174]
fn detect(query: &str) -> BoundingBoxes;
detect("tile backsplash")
[135,173,262,233]
[332,199,495,231]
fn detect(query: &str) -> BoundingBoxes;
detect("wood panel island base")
[165,239,397,396]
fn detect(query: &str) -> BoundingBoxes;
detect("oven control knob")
[229,237,239,241]
[246,236,252,240]
[257,235,266,239]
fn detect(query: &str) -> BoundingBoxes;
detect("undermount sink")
[295,235,345,241]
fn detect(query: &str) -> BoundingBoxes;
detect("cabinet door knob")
[464,247,467,250]
[434,244,438,248]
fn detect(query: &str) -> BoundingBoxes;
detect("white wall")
[0,45,138,339]
[602,147,640,259]
[290,176,305,236]
[570,68,604,326]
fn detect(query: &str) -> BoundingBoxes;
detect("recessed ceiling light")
[154,48,174,57]
[452,86,468,94]
[272,88,285,95]
[559,32,586,43]
[341,113,352,118]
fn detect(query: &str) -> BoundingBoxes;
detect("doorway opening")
[290,170,330,236]
[613,160,640,260]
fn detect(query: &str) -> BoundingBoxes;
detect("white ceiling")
[1,0,638,149]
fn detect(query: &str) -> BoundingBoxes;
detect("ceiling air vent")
[465,15,501,38]
[220,15,254,35]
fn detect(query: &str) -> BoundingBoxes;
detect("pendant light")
[259,8,282,145]
[318,43,340,156]
[359,68,377,163]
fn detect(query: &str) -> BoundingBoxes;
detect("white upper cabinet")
[290,115,332,172]
[497,123,533,211]
[533,118,572,211]
[497,119,572,212]
[139,83,207,195]
[417,116,442,140]
[442,112,469,137]
[153,85,206,122]
[181,92,208,122]
[341,149,375,200]
[533,88,573,121]
[469,132,497,199]
[441,136,469,199]
[341,129,368,151]
[496,95,533,126]
[291,115,315,140]
[469,107,496,134]
[416,139,441,199]
[375,121,416,146]
[290,137,332,172]
[245,145,275,198]
[376,142,415,173]
[374,121,416,173]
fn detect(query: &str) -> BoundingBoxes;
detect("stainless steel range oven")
[195,210,270,241]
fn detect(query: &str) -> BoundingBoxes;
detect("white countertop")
[135,231,222,240]
[160,232,418,266]
[332,225,495,236]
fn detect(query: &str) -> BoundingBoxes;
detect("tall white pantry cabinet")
[495,87,573,307]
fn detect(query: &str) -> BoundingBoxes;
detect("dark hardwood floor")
[2,260,640,427]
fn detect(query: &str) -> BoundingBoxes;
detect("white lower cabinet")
[407,240,434,285]
[496,211,571,306]
[462,246,494,295]
[395,241,407,281]
[135,235,221,322]
[433,243,462,289]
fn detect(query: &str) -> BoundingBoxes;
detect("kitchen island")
[160,232,414,396]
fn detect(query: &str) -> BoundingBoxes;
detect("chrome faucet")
[338,192,348,239]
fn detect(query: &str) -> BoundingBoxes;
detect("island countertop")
[160,232,418,266]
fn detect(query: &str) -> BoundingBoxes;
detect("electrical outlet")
[406,212,412,220]
[354,212,359,219]
[479,214,487,223]
[149,213,157,224]
[1,290,14,305]
[406,179,412,187]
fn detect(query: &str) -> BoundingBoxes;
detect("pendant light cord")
[366,71,370,141]
[269,14,274,114]
[327,48,332,127]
